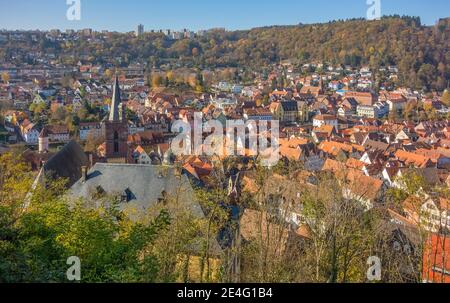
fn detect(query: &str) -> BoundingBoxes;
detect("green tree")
[442,90,450,107]
[0,153,171,283]
[51,106,67,122]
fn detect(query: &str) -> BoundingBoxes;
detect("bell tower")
[105,76,128,162]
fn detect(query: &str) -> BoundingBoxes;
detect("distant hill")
[1,16,449,90]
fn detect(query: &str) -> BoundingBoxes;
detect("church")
[104,76,130,163]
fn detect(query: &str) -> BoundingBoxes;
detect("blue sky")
[0,0,449,32]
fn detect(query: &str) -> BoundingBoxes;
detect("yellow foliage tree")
[1,72,10,84]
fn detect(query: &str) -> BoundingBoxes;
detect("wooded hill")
[1,16,449,90]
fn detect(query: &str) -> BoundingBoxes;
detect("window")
[92,186,106,199]
[121,188,134,203]
[114,131,119,153]
[403,244,412,254]
[158,190,168,205]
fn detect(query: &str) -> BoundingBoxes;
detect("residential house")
[21,123,40,145]
[32,93,48,105]
[38,86,57,97]
[313,114,338,129]
[319,141,364,160]
[79,122,103,141]
[395,150,434,168]
[128,131,165,147]
[270,89,290,100]
[387,98,407,115]
[345,91,377,106]
[210,96,237,110]
[243,108,273,121]
[328,80,344,91]
[46,125,70,143]
[423,233,450,283]
[357,102,389,119]
[343,170,384,210]
[300,85,323,97]
[312,125,336,143]
[128,121,146,135]
[338,97,358,117]
[296,100,310,122]
[132,146,152,165]
[322,160,384,210]
[403,196,450,233]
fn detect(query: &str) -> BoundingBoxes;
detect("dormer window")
[120,188,134,203]
[91,185,106,199]
[157,190,168,205]
[96,185,105,195]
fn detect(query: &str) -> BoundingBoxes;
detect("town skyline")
[0,2,449,288]
[1,0,450,32]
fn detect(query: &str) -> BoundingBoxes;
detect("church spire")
[109,75,122,121]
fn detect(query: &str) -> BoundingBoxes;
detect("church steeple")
[319,74,324,95]
[109,76,122,122]
[104,75,129,163]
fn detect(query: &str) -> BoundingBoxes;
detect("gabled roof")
[39,127,49,138]
[363,139,389,152]
[314,114,337,121]
[415,148,449,163]
[269,102,280,112]
[322,158,346,174]
[69,163,222,256]
[319,141,359,156]
[322,159,383,202]
[386,208,416,228]
[281,101,298,112]
[346,158,366,170]
[279,137,309,148]
[134,145,146,155]
[345,170,383,201]
[46,125,69,135]
[300,85,322,96]
[43,140,89,187]
[313,125,336,137]
[279,145,302,161]
[395,150,432,168]
[69,164,200,218]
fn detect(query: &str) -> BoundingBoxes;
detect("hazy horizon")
[0,0,449,32]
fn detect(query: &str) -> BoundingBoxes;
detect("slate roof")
[281,101,298,112]
[69,163,223,255]
[109,76,122,122]
[363,139,389,152]
[43,140,89,187]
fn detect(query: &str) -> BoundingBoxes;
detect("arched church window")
[114,131,119,153]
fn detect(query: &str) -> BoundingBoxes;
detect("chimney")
[81,166,88,182]
[89,153,94,168]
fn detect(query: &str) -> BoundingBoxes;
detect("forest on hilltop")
[1,16,449,90]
